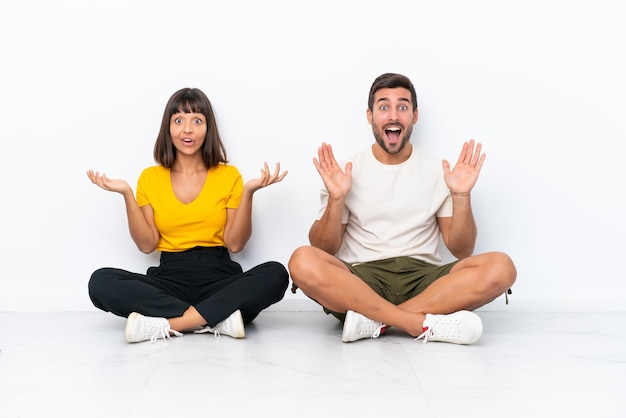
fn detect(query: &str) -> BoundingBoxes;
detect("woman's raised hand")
[244,162,288,193]
[86,169,131,195]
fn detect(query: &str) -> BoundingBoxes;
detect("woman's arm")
[86,170,159,253]
[223,162,287,253]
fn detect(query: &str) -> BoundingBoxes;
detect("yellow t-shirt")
[136,164,243,252]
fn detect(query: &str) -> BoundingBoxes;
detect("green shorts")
[324,256,459,321]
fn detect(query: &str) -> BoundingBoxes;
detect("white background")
[1,0,624,312]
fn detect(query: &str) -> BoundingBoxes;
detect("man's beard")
[373,124,413,155]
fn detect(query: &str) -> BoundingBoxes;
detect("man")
[288,73,516,344]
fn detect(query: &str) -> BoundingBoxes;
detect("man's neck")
[371,142,413,165]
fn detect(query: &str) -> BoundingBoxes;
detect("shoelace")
[150,327,183,344]
[360,319,384,339]
[193,325,221,339]
[415,319,457,344]
[415,327,433,343]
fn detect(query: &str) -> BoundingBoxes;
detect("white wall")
[1,0,625,312]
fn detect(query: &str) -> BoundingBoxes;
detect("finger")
[269,171,288,184]
[475,152,486,172]
[269,162,281,181]
[344,161,353,178]
[312,157,322,173]
[470,142,483,166]
[275,170,288,182]
[259,166,269,184]
[463,139,479,165]
[442,160,451,176]
[101,174,111,189]
[467,139,476,163]
[457,141,469,164]
[320,143,335,168]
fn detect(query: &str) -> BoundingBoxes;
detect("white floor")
[1,310,625,418]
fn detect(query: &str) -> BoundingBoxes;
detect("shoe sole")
[124,312,140,343]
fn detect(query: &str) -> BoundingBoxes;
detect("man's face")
[367,87,418,156]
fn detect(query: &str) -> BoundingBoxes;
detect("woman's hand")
[244,162,288,193]
[86,169,131,195]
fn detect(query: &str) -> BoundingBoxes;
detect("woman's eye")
[174,117,182,124]
[194,118,203,125]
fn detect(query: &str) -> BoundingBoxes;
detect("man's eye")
[399,105,408,111]
[380,105,388,111]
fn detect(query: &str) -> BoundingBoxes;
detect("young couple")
[87,73,516,346]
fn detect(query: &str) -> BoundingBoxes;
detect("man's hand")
[313,143,352,199]
[442,139,485,194]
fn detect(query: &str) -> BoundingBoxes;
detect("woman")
[87,88,289,343]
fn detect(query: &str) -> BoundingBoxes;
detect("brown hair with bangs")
[153,88,228,168]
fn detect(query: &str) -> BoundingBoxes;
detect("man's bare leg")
[289,246,425,336]
[398,251,517,314]
[289,247,516,337]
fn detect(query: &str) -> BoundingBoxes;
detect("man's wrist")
[450,191,471,197]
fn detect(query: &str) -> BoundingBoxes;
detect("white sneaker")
[194,310,245,339]
[342,310,386,343]
[125,312,183,343]
[416,310,483,345]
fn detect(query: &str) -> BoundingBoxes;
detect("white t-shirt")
[317,146,453,265]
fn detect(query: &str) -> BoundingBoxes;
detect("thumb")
[442,160,450,176]
[344,162,353,177]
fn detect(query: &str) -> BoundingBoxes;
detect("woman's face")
[169,111,207,156]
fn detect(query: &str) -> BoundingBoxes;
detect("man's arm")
[437,195,477,259]
[308,143,352,255]
[439,139,485,259]
[308,199,347,255]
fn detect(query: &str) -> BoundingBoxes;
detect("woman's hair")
[367,73,418,112]
[153,88,228,168]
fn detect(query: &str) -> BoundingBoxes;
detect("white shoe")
[342,310,386,343]
[416,310,483,345]
[125,312,183,343]
[194,310,245,339]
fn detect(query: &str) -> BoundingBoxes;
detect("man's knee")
[288,246,316,276]
[484,251,517,292]
[288,246,329,290]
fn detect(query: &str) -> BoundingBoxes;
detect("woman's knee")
[254,261,289,289]
[88,267,113,297]
[88,268,118,309]
[260,260,288,277]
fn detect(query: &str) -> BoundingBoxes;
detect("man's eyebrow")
[376,97,411,104]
